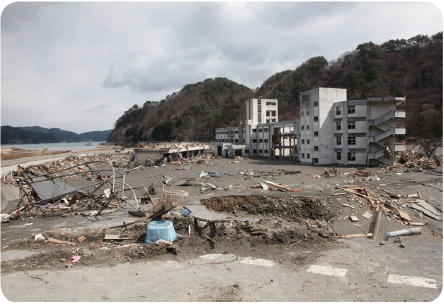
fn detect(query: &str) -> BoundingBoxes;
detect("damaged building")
[215,87,406,166]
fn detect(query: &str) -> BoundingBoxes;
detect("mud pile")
[201,195,340,222]
[1,207,341,273]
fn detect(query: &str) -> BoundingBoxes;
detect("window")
[348,152,356,161]
[337,152,342,161]
[272,111,276,116]
[306,111,309,116]
[302,125,305,131]
[252,139,257,143]
[264,128,268,132]
[243,139,245,143]
[307,125,310,131]
[336,106,341,115]
[314,116,318,122]
[336,121,341,131]
[235,130,238,134]
[259,139,263,143]
[302,139,305,144]
[264,139,268,143]
[314,131,318,137]
[264,150,268,154]
[259,128,262,132]
[259,149,263,153]
[348,137,356,145]
[348,121,356,129]
[253,149,257,153]
[302,153,305,158]
[235,139,238,143]
[253,128,257,133]
[314,146,319,151]
[301,112,304,117]
[266,102,276,105]
[348,105,355,114]
[336,137,342,145]
[307,153,310,159]
[272,119,276,122]
[307,139,310,145]
[314,102,318,107]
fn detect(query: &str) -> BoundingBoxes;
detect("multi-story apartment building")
[215,87,406,166]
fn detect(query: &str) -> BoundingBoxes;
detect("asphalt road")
[1,238,441,301]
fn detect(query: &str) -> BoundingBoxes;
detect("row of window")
[252,149,269,154]
[300,152,357,161]
[252,139,269,143]
[336,137,356,145]
[216,130,238,135]
[336,105,356,116]
[252,128,269,133]
[216,139,239,143]
[336,121,356,130]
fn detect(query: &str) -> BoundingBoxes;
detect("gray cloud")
[1,2,442,133]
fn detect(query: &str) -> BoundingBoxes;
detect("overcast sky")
[1,1,442,133]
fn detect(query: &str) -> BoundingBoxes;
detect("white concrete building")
[215,87,406,166]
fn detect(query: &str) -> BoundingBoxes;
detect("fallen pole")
[371,211,382,240]
[384,228,421,241]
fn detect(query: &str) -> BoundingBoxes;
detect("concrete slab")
[1,249,38,261]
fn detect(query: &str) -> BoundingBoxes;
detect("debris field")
[1,143,442,275]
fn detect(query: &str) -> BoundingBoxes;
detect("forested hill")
[108,32,443,143]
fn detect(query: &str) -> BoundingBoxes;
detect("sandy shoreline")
[0,147,123,175]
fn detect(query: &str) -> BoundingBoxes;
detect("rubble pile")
[396,150,442,170]
[334,185,442,225]
[1,153,143,221]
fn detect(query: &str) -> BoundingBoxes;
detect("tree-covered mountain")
[16,126,113,142]
[19,126,82,142]
[108,32,443,143]
[78,130,113,141]
[1,126,60,144]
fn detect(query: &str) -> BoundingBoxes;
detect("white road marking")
[240,257,275,267]
[307,265,348,277]
[199,254,223,259]
[388,274,438,289]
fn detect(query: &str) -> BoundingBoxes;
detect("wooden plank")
[362,211,372,219]
[397,210,412,222]
[77,235,86,243]
[104,234,133,240]
[349,215,359,222]
[47,237,74,246]
[342,203,355,209]
[335,233,373,239]
[410,222,425,226]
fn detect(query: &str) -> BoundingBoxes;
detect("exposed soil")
[1,195,343,274]
[202,195,341,222]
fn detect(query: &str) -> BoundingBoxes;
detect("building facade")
[215,87,406,166]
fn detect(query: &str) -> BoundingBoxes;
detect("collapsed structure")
[215,87,406,166]
[134,143,209,166]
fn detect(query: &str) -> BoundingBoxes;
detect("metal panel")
[31,176,82,202]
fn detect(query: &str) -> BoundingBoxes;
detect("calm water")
[2,141,108,153]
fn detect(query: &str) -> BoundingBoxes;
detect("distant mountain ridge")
[1,126,113,145]
[1,126,60,144]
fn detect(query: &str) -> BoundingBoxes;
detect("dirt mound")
[1,212,341,273]
[201,195,339,222]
